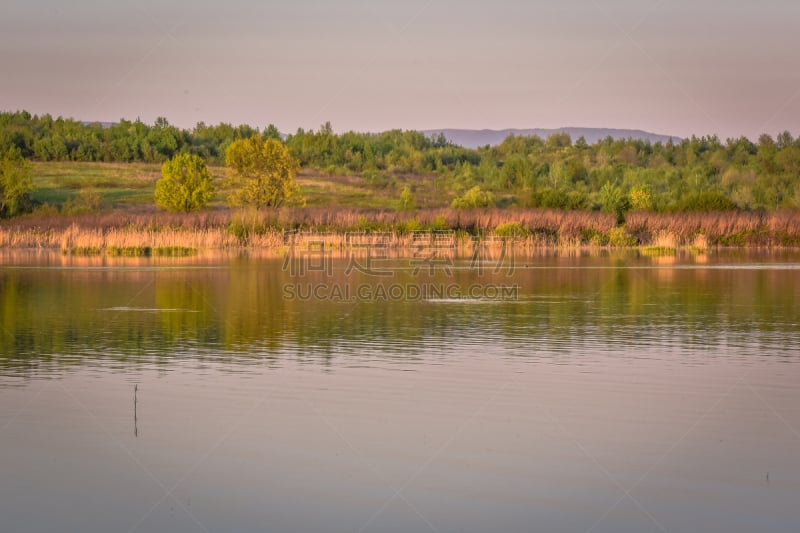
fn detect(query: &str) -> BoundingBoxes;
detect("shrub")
[531,187,569,209]
[452,186,495,208]
[397,218,422,233]
[607,226,638,247]
[675,190,736,211]
[62,189,103,215]
[494,222,527,237]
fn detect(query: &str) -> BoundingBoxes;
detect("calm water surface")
[1,249,799,533]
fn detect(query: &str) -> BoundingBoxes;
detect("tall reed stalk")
[1,208,798,251]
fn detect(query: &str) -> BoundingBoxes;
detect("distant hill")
[422,127,681,148]
[75,121,679,147]
[82,121,115,129]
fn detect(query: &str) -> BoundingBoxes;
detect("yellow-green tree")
[628,185,653,210]
[0,147,35,218]
[225,138,302,208]
[399,185,415,210]
[155,153,213,212]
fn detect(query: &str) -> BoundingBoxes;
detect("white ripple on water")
[424,298,507,304]
[98,307,200,313]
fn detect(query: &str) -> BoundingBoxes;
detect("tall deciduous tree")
[0,147,35,217]
[225,138,302,208]
[155,153,213,212]
[600,181,629,222]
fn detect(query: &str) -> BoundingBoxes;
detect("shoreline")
[2,208,799,255]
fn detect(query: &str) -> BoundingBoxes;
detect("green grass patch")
[107,246,152,257]
[31,162,160,207]
[65,246,103,256]
[641,246,676,256]
[297,179,394,209]
[28,162,454,212]
[153,246,197,256]
[30,162,228,209]
[63,245,197,257]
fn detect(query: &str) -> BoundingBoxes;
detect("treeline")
[0,110,266,163]
[2,110,800,213]
[289,127,800,214]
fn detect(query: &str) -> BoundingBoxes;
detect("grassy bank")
[2,207,799,255]
[1,161,797,255]
[27,161,451,212]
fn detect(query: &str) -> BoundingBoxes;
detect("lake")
[1,247,799,533]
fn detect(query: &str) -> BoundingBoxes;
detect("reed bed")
[58,225,241,255]
[1,208,799,252]
[625,209,800,246]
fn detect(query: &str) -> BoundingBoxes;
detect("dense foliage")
[0,111,258,164]
[155,153,213,212]
[225,138,302,208]
[0,147,35,217]
[2,110,800,213]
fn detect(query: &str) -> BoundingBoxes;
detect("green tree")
[676,190,736,211]
[264,124,282,140]
[776,131,794,149]
[546,132,572,149]
[154,153,213,212]
[530,187,569,209]
[225,137,302,208]
[399,185,415,210]
[148,117,180,160]
[629,185,653,210]
[0,147,35,217]
[599,181,629,222]
[499,155,532,188]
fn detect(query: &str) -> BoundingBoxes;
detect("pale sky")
[2,0,799,139]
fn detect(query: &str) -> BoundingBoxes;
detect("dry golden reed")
[1,208,799,252]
